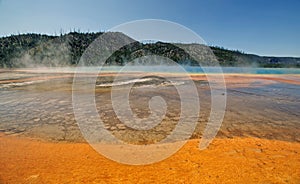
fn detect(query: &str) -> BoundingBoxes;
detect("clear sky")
[0,0,299,57]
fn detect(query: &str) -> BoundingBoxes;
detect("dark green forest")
[0,32,299,68]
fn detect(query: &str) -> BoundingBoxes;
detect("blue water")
[183,66,300,74]
[74,66,300,74]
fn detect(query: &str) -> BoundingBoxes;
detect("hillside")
[0,32,299,68]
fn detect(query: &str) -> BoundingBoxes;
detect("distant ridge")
[0,32,299,68]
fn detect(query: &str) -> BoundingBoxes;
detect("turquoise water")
[45,66,300,74]
[99,66,300,74]
[183,66,300,74]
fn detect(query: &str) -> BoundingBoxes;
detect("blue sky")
[0,0,299,57]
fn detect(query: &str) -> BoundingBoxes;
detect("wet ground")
[0,69,299,143]
[0,69,300,183]
[1,135,299,183]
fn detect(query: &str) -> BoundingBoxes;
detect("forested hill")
[0,32,299,68]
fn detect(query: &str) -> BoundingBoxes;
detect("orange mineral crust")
[0,134,299,183]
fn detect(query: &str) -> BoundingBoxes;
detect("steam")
[10,37,71,68]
